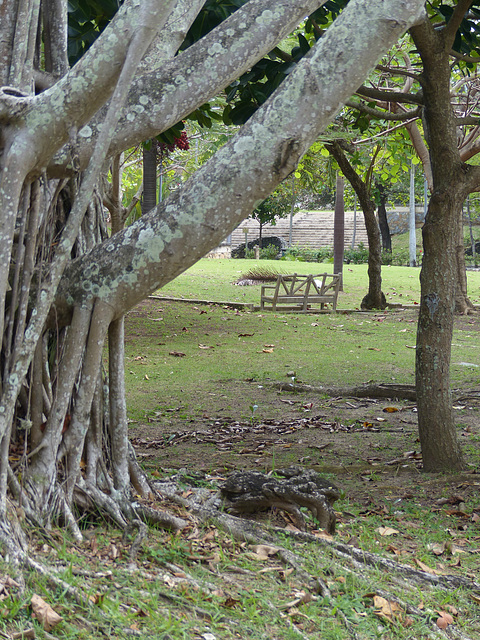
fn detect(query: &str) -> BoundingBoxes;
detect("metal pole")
[351,193,357,250]
[409,161,416,267]
[289,174,295,247]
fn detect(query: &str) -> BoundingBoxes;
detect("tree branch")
[21,0,178,174]
[356,85,423,105]
[443,0,474,51]
[48,0,330,176]
[346,99,421,120]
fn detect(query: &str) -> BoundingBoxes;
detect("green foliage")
[67,0,121,65]
[179,0,248,50]
[252,181,293,228]
[259,244,280,260]
[343,242,370,264]
[281,242,424,266]
[282,246,333,263]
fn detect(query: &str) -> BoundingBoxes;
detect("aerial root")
[122,518,147,560]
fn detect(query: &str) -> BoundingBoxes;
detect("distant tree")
[251,181,295,248]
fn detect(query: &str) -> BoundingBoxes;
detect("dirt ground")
[127,300,480,512]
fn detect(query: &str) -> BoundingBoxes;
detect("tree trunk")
[454,211,474,314]
[326,142,386,309]
[410,15,475,472]
[416,191,466,472]
[376,184,391,252]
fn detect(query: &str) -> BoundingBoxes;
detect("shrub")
[344,243,369,264]
[282,246,333,263]
[232,236,285,258]
[260,244,281,260]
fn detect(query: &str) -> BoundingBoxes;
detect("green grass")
[156,256,480,308]
[123,260,480,424]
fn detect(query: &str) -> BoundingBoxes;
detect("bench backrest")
[274,273,340,296]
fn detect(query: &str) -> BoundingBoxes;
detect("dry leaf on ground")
[376,526,399,536]
[31,594,63,631]
[373,594,403,621]
[248,544,280,560]
[436,611,454,629]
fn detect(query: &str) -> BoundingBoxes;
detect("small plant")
[249,402,258,424]
[282,245,333,263]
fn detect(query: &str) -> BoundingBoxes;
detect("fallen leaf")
[436,611,454,629]
[31,594,63,631]
[169,351,186,357]
[427,542,446,556]
[279,591,314,611]
[414,559,442,575]
[373,595,403,621]
[386,544,401,555]
[262,348,274,353]
[223,597,240,609]
[249,544,280,560]
[376,526,399,536]
[383,407,399,413]
[312,530,333,540]
[198,344,214,349]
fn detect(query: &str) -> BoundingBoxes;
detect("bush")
[344,243,369,264]
[280,243,423,266]
[260,244,281,260]
[282,245,333,263]
[232,236,285,259]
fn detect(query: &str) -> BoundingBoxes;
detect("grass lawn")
[157,257,480,309]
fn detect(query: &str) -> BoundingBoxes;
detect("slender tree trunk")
[416,190,466,471]
[454,211,473,313]
[376,184,391,252]
[326,142,386,309]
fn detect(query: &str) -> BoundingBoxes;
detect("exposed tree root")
[167,484,478,640]
[0,472,477,639]
[261,380,417,400]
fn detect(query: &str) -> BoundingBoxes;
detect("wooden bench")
[260,273,341,312]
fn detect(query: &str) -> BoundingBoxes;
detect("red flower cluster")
[161,131,190,153]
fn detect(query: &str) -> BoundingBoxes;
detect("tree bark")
[376,184,391,252]
[326,141,386,309]
[410,15,473,472]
